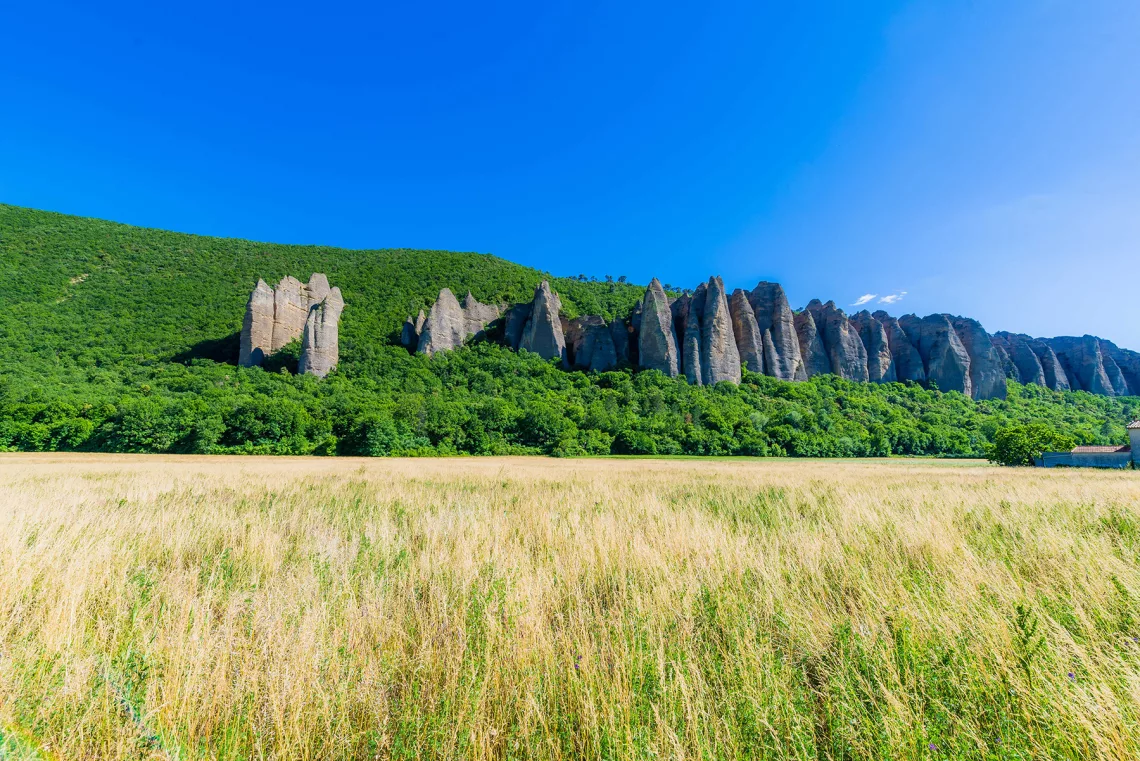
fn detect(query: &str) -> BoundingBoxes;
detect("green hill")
[0,203,642,387]
[1,203,1137,457]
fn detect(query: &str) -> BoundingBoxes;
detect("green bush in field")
[1,203,1138,457]
[988,423,1077,466]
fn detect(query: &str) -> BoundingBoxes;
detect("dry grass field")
[1,454,1139,760]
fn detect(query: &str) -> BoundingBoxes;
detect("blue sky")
[3,1,1139,347]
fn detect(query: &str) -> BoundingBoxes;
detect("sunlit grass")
[1,454,1139,760]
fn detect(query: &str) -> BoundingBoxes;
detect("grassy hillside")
[1,203,1137,458]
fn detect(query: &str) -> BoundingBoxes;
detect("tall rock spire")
[519,281,567,364]
[636,278,679,376]
[700,276,741,385]
[729,289,764,374]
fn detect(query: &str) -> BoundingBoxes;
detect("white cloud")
[878,291,908,305]
[850,293,877,306]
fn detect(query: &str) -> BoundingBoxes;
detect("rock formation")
[519,281,567,364]
[637,278,679,376]
[1029,339,1071,391]
[461,292,501,341]
[566,315,618,372]
[417,288,467,356]
[610,318,631,365]
[236,271,1139,398]
[906,313,973,397]
[850,311,895,383]
[805,300,869,382]
[240,273,339,369]
[874,311,925,383]
[239,279,275,367]
[729,289,764,374]
[794,310,830,377]
[298,288,345,377]
[748,282,805,381]
[272,274,331,352]
[991,332,1045,387]
[504,303,532,350]
[680,284,706,385]
[401,309,425,349]
[1102,340,1140,396]
[700,277,741,385]
[415,288,504,355]
[1046,336,1117,396]
[950,317,1007,400]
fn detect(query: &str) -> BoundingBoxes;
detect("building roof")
[1071,445,1132,454]
[1129,421,1140,430]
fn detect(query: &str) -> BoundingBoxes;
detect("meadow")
[1,454,1139,760]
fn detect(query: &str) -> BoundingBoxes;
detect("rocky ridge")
[242,272,1138,399]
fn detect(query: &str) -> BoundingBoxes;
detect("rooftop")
[1129,421,1140,430]
[1071,445,1132,454]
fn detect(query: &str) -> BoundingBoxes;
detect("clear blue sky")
[3,1,1139,347]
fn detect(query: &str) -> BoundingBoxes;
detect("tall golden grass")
[1,453,1139,760]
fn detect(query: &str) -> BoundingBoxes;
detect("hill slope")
[0,204,1136,458]
[0,204,642,388]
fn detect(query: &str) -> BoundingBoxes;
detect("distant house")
[1037,421,1140,468]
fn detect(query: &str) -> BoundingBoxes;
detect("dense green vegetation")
[987,423,1078,467]
[2,203,1137,457]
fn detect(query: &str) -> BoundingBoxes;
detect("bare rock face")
[298,288,345,377]
[610,318,631,365]
[462,292,501,341]
[805,300,869,382]
[748,282,805,381]
[909,314,973,397]
[680,283,706,385]
[1045,336,1115,395]
[729,289,764,374]
[400,309,425,349]
[699,277,741,385]
[850,310,896,383]
[991,332,1045,387]
[795,310,830,377]
[239,279,275,367]
[519,281,567,364]
[1101,340,1140,396]
[636,278,678,376]
[874,311,925,383]
[762,328,779,378]
[417,288,466,356]
[271,276,310,352]
[503,303,532,350]
[566,315,618,372]
[993,342,1017,382]
[241,273,339,368]
[305,273,331,304]
[1027,339,1071,391]
[950,317,1007,400]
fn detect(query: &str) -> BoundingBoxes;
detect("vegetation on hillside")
[2,204,1137,458]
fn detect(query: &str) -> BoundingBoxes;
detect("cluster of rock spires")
[239,273,344,377]
[235,273,1138,398]
[402,278,1140,400]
